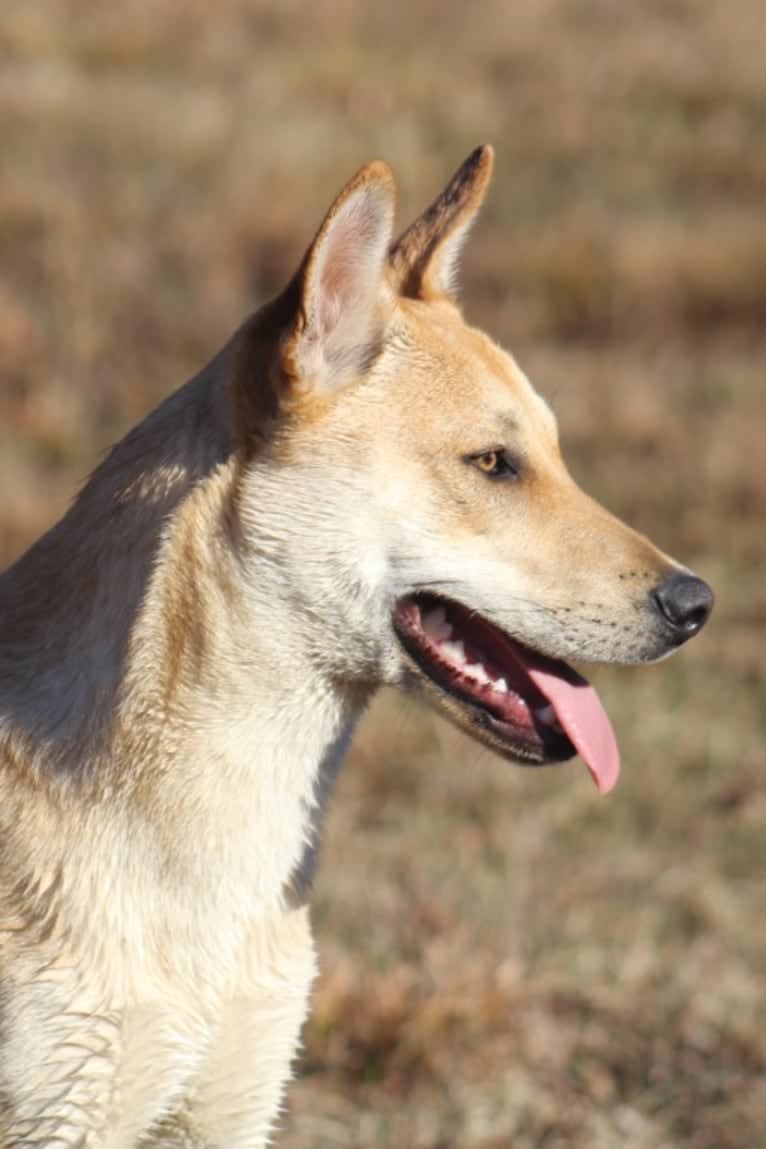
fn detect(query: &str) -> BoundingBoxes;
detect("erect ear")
[279,161,397,395]
[389,145,494,302]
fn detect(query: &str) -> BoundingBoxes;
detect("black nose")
[651,572,714,640]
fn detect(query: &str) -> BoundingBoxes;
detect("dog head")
[232,148,713,792]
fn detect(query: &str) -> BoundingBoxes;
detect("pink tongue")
[525,661,620,794]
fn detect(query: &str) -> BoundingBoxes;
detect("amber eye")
[468,449,521,480]
[475,450,500,474]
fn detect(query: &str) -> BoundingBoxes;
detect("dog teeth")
[493,677,509,694]
[535,704,556,726]
[464,661,491,685]
[441,639,466,665]
[423,607,452,642]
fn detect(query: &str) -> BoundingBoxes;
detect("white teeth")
[535,704,556,726]
[423,607,452,642]
[493,677,509,694]
[441,639,466,665]
[464,662,491,685]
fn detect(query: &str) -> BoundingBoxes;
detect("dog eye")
[468,449,520,480]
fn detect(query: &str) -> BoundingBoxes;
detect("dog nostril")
[651,573,714,639]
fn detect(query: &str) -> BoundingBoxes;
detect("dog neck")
[0,344,371,827]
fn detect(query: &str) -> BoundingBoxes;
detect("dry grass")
[1,2,764,1145]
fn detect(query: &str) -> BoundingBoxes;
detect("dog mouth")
[393,594,620,793]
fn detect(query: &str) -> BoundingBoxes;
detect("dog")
[0,146,712,1146]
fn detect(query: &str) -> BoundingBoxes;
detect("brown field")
[1,2,764,1146]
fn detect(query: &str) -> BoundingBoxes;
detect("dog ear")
[233,163,397,446]
[390,145,494,302]
[278,161,397,395]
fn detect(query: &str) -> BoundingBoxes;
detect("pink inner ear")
[312,191,391,345]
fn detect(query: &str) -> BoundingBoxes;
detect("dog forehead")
[384,301,557,441]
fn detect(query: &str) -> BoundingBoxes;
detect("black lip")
[393,597,578,766]
[485,710,576,764]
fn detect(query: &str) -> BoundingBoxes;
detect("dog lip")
[485,712,577,762]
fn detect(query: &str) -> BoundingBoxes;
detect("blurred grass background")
[0,2,764,1146]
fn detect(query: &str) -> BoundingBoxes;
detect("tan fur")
[0,148,710,1146]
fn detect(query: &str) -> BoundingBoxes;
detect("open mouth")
[393,594,620,793]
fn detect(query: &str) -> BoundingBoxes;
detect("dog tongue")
[526,659,620,794]
[502,642,620,794]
